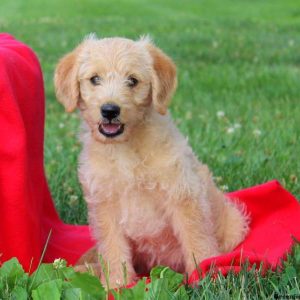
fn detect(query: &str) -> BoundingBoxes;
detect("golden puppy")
[54,35,249,286]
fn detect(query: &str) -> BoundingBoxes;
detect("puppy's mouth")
[98,119,124,138]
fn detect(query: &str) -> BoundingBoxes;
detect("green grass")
[0,0,300,298]
[1,245,300,299]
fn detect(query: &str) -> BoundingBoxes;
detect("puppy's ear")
[54,47,80,113]
[147,44,177,115]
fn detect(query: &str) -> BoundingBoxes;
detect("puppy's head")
[54,35,177,143]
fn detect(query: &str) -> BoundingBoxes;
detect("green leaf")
[68,271,105,299]
[64,285,105,300]
[115,288,134,300]
[160,267,184,292]
[173,285,189,300]
[0,257,25,286]
[150,265,166,281]
[147,278,171,300]
[31,279,62,300]
[57,266,76,280]
[11,286,28,300]
[130,278,147,299]
[29,263,57,290]
[63,288,82,300]
[115,278,147,300]
[150,265,183,292]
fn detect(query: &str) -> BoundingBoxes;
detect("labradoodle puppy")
[54,35,249,286]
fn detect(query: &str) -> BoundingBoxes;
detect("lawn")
[0,0,300,298]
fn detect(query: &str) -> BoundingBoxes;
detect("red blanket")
[0,34,95,271]
[0,34,300,282]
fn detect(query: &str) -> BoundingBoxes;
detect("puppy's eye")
[90,75,102,86]
[127,76,139,88]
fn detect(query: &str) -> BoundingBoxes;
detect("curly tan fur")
[54,35,249,287]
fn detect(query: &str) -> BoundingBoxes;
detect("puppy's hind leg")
[200,166,250,253]
[171,199,220,275]
[219,199,249,252]
[212,188,250,252]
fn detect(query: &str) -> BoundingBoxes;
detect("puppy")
[54,35,249,286]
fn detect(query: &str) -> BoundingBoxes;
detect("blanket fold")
[0,34,299,284]
[0,34,95,271]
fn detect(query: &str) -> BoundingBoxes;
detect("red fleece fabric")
[0,34,300,284]
[189,180,300,283]
[0,34,96,271]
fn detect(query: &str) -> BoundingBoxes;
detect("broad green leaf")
[116,288,134,300]
[29,263,57,290]
[68,271,105,299]
[32,279,62,300]
[57,266,76,280]
[64,287,103,300]
[11,286,28,300]
[113,279,148,300]
[150,265,165,281]
[160,267,184,292]
[130,278,147,299]
[0,258,25,286]
[147,278,171,300]
[150,265,183,292]
[63,288,82,300]
[174,285,189,300]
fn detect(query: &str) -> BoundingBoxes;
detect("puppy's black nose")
[101,103,120,120]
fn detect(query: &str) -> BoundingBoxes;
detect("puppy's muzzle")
[99,103,124,138]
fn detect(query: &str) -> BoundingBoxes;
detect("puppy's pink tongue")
[102,124,120,134]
